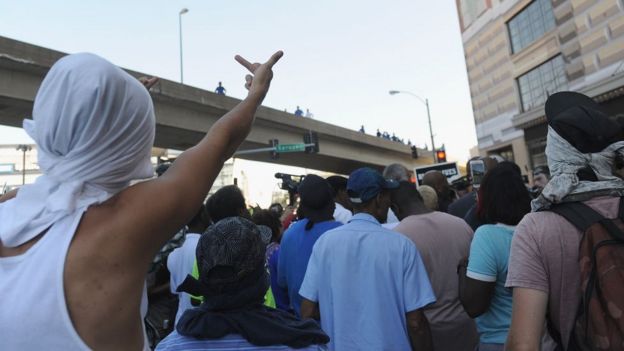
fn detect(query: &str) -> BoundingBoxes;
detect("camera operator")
[275,173,305,229]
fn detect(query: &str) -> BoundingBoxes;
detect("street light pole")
[16,144,31,185]
[179,8,189,84]
[389,90,437,162]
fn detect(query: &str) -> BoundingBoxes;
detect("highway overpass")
[0,36,432,175]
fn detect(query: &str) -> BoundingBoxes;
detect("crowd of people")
[1,49,624,351]
[375,128,412,146]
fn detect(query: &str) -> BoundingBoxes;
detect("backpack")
[548,197,624,351]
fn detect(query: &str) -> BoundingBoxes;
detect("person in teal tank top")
[458,163,532,351]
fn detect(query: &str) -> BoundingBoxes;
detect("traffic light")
[411,145,418,159]
[269,139,279,159]
[304,131,319,154]
[436,149,447,163]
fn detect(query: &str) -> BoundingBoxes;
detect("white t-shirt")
[387,208,399,224]
[382,222,399,230]
[167,233,201,324]
[332,202,352,224]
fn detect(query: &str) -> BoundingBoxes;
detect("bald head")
[422,171,448,192]
[418,185,439,211]
[383,163,410,182]
[484,156,501,171]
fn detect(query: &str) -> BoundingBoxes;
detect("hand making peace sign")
[235,50,283,102]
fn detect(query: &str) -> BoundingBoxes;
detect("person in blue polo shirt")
[277,174,342,317]
[299,167,436,351]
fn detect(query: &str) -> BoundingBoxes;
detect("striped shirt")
[155,332,327,350]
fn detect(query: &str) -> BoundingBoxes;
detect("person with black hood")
[277,174,342,317]
[156,217,329,350]
[506,92,624,351]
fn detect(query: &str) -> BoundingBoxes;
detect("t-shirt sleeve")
[269,248,280,277]
[466,227,498,282]
[166,248,181,294]
[299,240,321,302]
[505,215,549,292]
[403,242,436,312]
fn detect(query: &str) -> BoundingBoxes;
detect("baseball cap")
[298,174,334,209]
[176,217,270,297]
[545,91,624,153]
[347,167,399,204]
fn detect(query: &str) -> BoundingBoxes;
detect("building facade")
[457,0,624,175]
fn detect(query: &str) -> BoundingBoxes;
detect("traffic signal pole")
[425,98,436,163]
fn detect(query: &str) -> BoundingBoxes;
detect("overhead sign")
[275,143,306,153]
[413,162,459,187]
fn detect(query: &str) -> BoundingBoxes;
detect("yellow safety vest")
[190,260,275,308]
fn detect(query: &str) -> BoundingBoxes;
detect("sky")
[0,0,477,205]
[0,0,477,158]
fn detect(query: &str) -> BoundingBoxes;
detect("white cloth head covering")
[0,53,155,247]
[531,126,624,211]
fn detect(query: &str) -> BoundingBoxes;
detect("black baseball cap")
[298,174,334,210]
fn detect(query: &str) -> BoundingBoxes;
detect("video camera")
[275,173,306,205]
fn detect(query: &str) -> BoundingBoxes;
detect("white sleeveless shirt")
[0,211,149,350]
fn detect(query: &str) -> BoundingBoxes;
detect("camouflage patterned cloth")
[192,217,270,295]
[532,128,624,211]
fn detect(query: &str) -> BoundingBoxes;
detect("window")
[527,137,547,169]
[517,55,568,111]
[507,0,556,53]
[490,146,514,163]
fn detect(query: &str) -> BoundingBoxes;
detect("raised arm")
[113,51,283,257]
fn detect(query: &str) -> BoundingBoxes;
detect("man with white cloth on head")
[0,50,283,350]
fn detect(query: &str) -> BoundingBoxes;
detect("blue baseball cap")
[347,167,399,203]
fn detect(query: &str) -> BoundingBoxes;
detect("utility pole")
[16,144,31,185]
